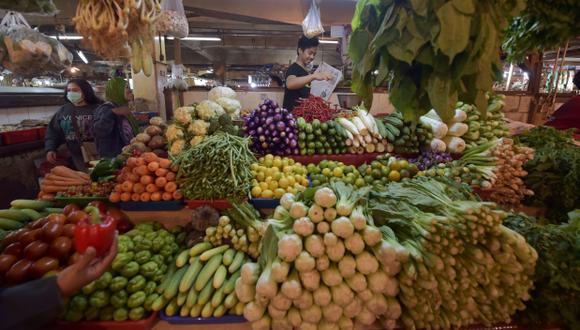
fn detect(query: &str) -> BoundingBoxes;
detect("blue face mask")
[67,91,83,104]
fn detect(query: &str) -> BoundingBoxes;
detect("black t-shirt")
[283,63,310,111]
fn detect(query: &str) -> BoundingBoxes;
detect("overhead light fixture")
[77,50,88,64]
[319,40,339,44]
[70,67,80,73]
[166,36,221,41]
[50,35,83,40]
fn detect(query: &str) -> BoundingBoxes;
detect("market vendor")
[93,77,139,158]
[283,35,333,112]
[545,70,580,134]
[45,79,102,171]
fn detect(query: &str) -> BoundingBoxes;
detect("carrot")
[120,192,131,202]
[121,181,134,192]
[75,171,91,181]
[140,175,153,185]
[45,174,88,185]
[136,165,149,176]
[155,168,169,177]
[133,183,145,194]
[162,192,173,201]
[135,158,145,167]
[150,191,162,202]
[147,161,160,172]
[146,184,159,193]
[164,182,177,193]
[140,192,151,202]
[51,166,83,179]
[159,158,171,169]
[166,172,176,182]
[172,190,183,200]
[142,152,158,164]
[155,177,167,188]
[109,192,121,203]
[131,193,141,202]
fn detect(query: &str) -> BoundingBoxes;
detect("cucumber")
[194,254,223,291]
[185,286,198,308]
[151,295,168,312]
[19,209,42,221]
[156,261,177,294]
[175,250,189,268]
[179,257,202,293]
[179,305,190,317]
[0,209,30,222]
[228,251,245,273]
[222,248,236,266]
[223,269,241,295]
[213,265,227,289]
[189,242,213,257]
[213,305,227,318]
[224,291,238,309]
[189,304,203,317]
[199,245,229,261]
[211,283,226,308]
[0,218,24,230]
[196,279,215,307]
[164,298,179,317]
[201,301,214,318]
[177,291,187,306]
[44,207,64,214]
[10,199,51,211]
[164,267,188,300]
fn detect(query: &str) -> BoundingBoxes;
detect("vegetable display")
[461,94,510,148]
[122,116,168,158]
[243,99,299,156]
[174,132,256,201]
[63,222,184,321]
[409,151,453,171]
[0,199,54,231]
[421,109,468,154]
[349,0,524,121]
[307,160,363,188]
[297,118,349,155]
[38,166,92,201]
[250,155,309,199]
[358,155,419,186]
[337,107,392,154]
[292,96,339,123]
[109,153,181,203]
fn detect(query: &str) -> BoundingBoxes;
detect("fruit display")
[243,98,299,156]
[297,118,349,156]
[462,94,510,148]
[151,241,250,318]
[109,152,180,203]
[0,199,55,231]
[250,155,309,199]
[38,166,92,201]
[358,154,419,186]
[122,117,168,158]
[307,160,363,188]
[63,222,185,322]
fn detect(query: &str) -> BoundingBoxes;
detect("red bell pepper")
[74,205,117,257]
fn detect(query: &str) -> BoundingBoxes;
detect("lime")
[388,170,401,182]
[397,159,409,169]
[333,167,344,177]
[322,168,332,176]
[355,178,366,187]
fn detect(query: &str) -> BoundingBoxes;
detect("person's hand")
[56,234,118,297]
[313,72,334,81]
[112,106,132,116]
[46,151,57,164]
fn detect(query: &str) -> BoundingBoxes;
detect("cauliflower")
[216,97,241,115]
[196,100,224,120]
[165,124,184,141]
[188,119,209,136]
[208,86,236,101]
[174,106,194,124]
[169,139,185,156]
[190,135,204,146]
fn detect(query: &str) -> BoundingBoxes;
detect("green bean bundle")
[175,132,256,200]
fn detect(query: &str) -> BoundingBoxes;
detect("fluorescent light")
[250,83,257,88]
[319,40,338,44]
[50,35,83,40]
[70,67,80,73]
[166,36,221,41]
[77,50,88,64]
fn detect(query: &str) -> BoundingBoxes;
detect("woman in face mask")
[283,35,333,112]
[44,79,102,170]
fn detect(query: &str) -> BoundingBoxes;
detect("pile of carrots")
[109,152,182,203]
[39,166,91,201]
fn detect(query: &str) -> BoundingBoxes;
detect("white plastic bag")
[302,0,324,38]
[156,0,189,38]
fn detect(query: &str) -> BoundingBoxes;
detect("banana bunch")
[152,243,250,318]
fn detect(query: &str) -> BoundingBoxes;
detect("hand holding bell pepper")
[74,205,117,257]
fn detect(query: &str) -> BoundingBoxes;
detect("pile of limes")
[358,154,419,185]
[250,154,309,199]
[307,160,364,188]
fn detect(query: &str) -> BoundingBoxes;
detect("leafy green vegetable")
[349,0,525,122]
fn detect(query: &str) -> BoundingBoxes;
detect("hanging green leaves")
[349,0,525,122]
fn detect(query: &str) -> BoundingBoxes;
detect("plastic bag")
[0,12,72,76]
[156,0,189,38]
[0,0,58,15]
[302,0,324,38]
[164,63,188,91]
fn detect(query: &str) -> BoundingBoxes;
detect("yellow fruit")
[273,172,283,181]
[388,170,401,182]
[256,172,265,182]
[259,182,269,190]
[279,178,290,189]
[261,189,274,198]
[265,176,272,184]
[274,188,286,199]
[287,187,296,194]
[265,154,274,161]
[269,181,278,190]
[287,176,296,186]
[397,160,409,169]
[251,186,262,197]
[355,178,366,187]
[273,158,283,169]
[251,163,259,171]
[322,168,332,176]
[263,159,273,168]
[288,159,295,165]
[333,167,344,177]
[390,162,401,171]
[281,159,289,167]
[301,178,310,186]
[251,179,258,186]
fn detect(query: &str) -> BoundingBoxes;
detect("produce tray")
[54,196,109,206]
[160,311,246,324]
[119,200,185,211]
[1,128,40,145]
[289,153,383,166]
[250,198,280,209]
[52,312,158,330]
[186,199,234,210]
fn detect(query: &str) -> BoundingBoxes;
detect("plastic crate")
[1,128,40,145]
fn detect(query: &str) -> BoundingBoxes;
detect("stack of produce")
[152,242,250,318]
[166,101,239,157]
[38,166,92,201]
[208,86,242,119]
[409,151,453,171]
[504,213,580,330]
[293,95,340,123]
[236,183,403,329]
[243,99,299,156]
[108,152,181,203]
[307,160,363,188]
[369,178,537,329]
[0,199,56,233]
[63,222,185,321]
[297,118,349,156]
[122,117,168,158]
[358,154,419,186]
[338,107,392,154]
[250,155,309,199]
[174,132,256,201]
[487,138,534,206]
[462,94,510,147]
[516,126,580,220]
[420,109,468,153]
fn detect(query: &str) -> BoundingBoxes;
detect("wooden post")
[526,53,542,124]
[173,38,184,108]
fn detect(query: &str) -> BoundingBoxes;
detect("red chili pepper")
[74,205,117,257]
